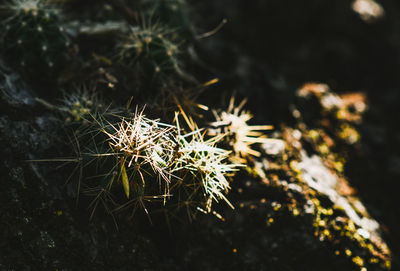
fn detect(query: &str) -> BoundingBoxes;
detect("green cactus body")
[120,25,181,85]
[142,0,191,32]
[3,3,69,80]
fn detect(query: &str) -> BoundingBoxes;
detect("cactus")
[60,88,105,125]
[72,107,241,220]
[141,0,192,33]
[209,97,274,162]
[171,118,239,214]
[2,0,69,81]
[118,23,182,86]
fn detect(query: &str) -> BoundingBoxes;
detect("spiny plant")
[149,78,218,118]
[86,109,176,220]
[71,107,241,221]
[1,0,69,81]
[117,20,183,87]
[35,86,109,132]
[141,0,192,33]
[171,111,239,214]
[209,96,274,162]
[103,109,176,195]
[58,87,113,129]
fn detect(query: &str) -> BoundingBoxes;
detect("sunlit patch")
[209,96,274,161]
[352,0,384,23]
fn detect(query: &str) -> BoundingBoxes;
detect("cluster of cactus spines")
[2,0,69,80]
[35,87,107,129]
[172,115,239,212]
[147,78,220,120]
[118,22,182,84]
[73,107,241,219]
[209,97,274,161]
[60,89,104,125]
[142,0,192,33]
[103,109,176,194]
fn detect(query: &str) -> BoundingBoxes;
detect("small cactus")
[142,0,192,33]
[2,0,69,80]
[74,107,241,220]
[209,97,274,162]
[172,118,239,213]
[60,88,104,126]
[118,23,182,85]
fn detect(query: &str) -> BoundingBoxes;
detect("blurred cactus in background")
[142,0,192,32]
[118,23,182,87]
[1,0,69,81]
